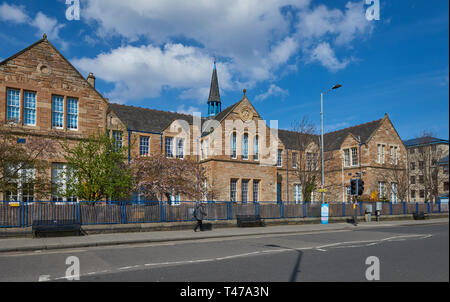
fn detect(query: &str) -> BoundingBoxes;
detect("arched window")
[253,135,259,161]
[242,134,249,160]
[231,132,237,159]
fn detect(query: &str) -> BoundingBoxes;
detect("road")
[0,222,448,282]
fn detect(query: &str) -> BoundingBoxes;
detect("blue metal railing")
[0,200,447,228]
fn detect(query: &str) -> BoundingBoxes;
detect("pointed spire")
[208,60,221,103]
[207,57,222,117]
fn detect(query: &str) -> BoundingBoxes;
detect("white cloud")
[72,43,235,103]
[255,84,289,102]
[177,105,201,115]
[0,3,29,24]
[76,0,375,101]
[308,42,350,72]
[31,12,67,48]
[0,3,67,49]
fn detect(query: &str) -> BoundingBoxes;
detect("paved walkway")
[0,218,447,253]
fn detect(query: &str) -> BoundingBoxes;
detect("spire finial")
[243,89,247,98]
[43,33,47,40]
[213,55,217,70]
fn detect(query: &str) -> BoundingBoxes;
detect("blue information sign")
[321,204,329,224]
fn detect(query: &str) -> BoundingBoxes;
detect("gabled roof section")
[214,100,243,122]
[323,118,383,151]
[108,103,204,133]
[280,117,384,152]
[0,35,108,105]
[278,129,319,150]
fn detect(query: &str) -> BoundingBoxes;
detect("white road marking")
[38,275,51,282]
[33,233,434,282]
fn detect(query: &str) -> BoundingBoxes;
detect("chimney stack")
[87,72,96,88]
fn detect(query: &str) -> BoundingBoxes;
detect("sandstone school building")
[1,36,409,203]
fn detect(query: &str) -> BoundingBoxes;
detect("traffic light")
[358,179,365,196]
[350,179,357,195]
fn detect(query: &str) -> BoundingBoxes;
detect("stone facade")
[0,37,108,200]
[1,37,413,203]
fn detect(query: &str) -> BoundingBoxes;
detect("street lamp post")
[320,84,342,204]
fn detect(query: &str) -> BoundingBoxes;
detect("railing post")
[390,202,393,215]
[342,202,346,217]
[438,202,441,213]
[303,203,307,218]
[280,202,284,219]
[427,202,431,214]
[123,202,128,224]
[416,202,419,214]
[403,202,406,215]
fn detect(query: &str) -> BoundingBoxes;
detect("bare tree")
[291,116,322,202]
[374,163,409,202]
[0,122,56,200]
[413,132,449,202]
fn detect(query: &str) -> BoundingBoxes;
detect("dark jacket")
[193,204,207,220]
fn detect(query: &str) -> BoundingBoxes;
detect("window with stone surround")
[176,138,185,159]
[140,136,150,157]
[67,98,78,130]
[253,180,259,202]
[344,149,350,167]
[351,147,358,166]
[112,130,123,151]
[377,144,386,164]
[253,136,259,161]
[277,149,283,167]
[242,180,249,203]
[292,152,297,169]
[23,91,37,126]
[165,137,174,158]
[390,146,398,165]
[6,88,21,123]
[294,184,302,203]
[242,134,249,160]
[230,179,237,202]
[231,132,237,159]
[52,95,64,129]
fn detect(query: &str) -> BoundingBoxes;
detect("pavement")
[0,216,448,253]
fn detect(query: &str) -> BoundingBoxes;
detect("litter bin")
[365,204,373,222]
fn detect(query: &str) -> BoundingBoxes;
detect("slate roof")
[278,118,384,152]
[322,119,383,151]
[403,137,449,147]
[278,129,319,150]
[108,103,204,133]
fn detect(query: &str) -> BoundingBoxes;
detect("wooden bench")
[236,215,265,227]
[32,220,82,238]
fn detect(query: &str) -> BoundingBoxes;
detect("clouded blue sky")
[0,0,448,140]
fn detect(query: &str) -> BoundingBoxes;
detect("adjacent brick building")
[404,137,449,202]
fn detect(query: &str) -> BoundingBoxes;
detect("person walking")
[193,202,207,232]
